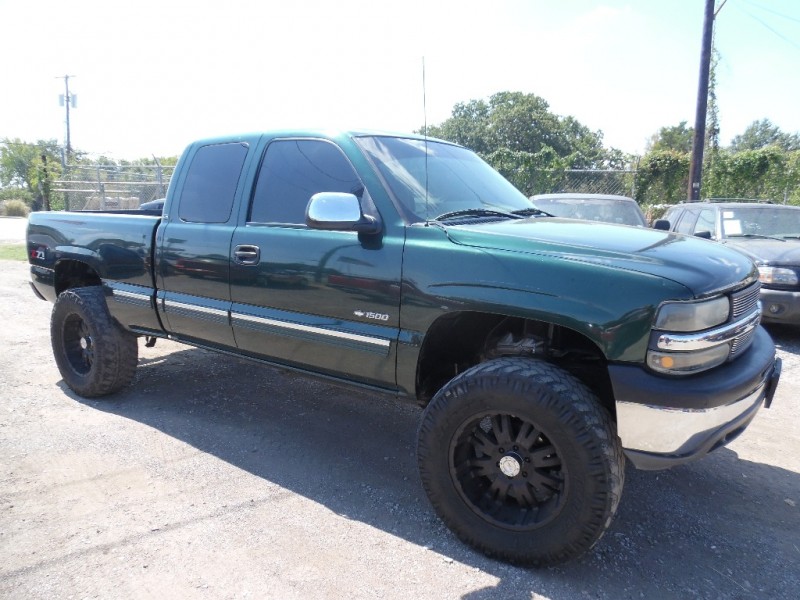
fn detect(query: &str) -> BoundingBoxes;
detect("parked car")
[654,200,800,324]
[529,193,647,226]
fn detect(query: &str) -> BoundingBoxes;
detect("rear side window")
[695,209,717,237]
[675,210,699,235]
[178,142,249,223]
[249,139,362,224]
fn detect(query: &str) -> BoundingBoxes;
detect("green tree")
[424,98,494,155]
[424,91,613,169]
[646,122,694,154]
[0,138,63,209]
[730,119,800,152]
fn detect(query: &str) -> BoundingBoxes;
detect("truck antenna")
[422,56,430,223]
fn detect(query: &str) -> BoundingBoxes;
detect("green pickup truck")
[27,130,781,566]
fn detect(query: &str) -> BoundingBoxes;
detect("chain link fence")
[528,169,637,197]
[49,162,636,212]
[52,163,174,211]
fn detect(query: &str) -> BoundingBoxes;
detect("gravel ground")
[0,217,27,243]
[1,258,798,599]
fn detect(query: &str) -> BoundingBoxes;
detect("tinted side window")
[178,143,249,223]
[675,210,699,234]
[249,139,362,224]
[695,209,717,236]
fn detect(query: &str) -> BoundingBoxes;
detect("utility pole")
[687,0,715,201]
[57,75,76,159]
[40,152,51,211]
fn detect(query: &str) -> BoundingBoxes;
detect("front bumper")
[760,288,800,324]
[611,327,780,470]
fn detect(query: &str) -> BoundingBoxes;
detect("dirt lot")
[1,258,798,599]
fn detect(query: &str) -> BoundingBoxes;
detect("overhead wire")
[734,0,800,51]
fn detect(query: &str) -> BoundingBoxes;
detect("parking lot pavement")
[1,259,798,599]
[0,216,27,243]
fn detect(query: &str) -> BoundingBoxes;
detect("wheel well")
[415,312,616,419]
[55,260,102,296]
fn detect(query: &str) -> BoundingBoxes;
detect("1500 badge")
[353,310,390,321]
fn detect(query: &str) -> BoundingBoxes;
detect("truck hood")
[444,218,757,297]
[722,238,800,265]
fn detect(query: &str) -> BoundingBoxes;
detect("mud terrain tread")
[417,357,625,567]
[50,286,138,398]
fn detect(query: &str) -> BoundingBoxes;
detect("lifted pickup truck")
[28,130,781,566]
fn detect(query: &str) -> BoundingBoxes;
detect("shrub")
[0,187,34,205]
[2,200,30,217]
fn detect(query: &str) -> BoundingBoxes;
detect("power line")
[741,8,800,50]
[733,1,800,51]
[740,0,800,25]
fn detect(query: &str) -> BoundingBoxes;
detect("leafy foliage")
[0,187,33,204]
[486,147,572,196]
[0,139,63,209]
[423,91,618,170]
[2,199,30,217]
[730,119,800,152]
[646,122,694,154]
[635,151,690,204]
[704,147,800,202]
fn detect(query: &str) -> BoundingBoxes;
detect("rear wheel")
[417,357,624,566]
[51,286,138,398]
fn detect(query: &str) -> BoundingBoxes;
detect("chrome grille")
[731,282,760,320]
[730,326,756,357]
[727,282,761,359]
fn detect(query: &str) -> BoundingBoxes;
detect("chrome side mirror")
[305,192,381,235]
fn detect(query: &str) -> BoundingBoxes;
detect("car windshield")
[720,206,800,239]
[531,197,646,226]
[355,136,532,222]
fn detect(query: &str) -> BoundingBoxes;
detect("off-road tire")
[51,286,138,398]
[417,357,624,567]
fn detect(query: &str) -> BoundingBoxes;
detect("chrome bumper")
[617,383,764,456]
[610,326,780,470]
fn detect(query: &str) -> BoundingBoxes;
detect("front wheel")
[51,286,138,398]
[417,357,624,567]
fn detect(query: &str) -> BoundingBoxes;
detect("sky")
[1,0,798,160]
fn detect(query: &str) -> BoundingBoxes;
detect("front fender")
[399,225,688,363]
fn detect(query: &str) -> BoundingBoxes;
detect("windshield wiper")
[511,207,554,218]
[727,233,786,242]
[432,208,521,222]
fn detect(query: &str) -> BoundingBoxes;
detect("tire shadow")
[73,344,800,600]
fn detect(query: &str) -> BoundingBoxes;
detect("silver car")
[530,193,647,227]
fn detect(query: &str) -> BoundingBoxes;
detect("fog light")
[768,304,782,314]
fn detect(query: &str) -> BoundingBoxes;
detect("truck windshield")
[355,136,532,223]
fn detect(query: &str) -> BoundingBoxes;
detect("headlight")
[758,266,798,286]
[647,344,731,375]
[654,296,730,332]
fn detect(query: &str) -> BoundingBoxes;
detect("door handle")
[233,244,260,265]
